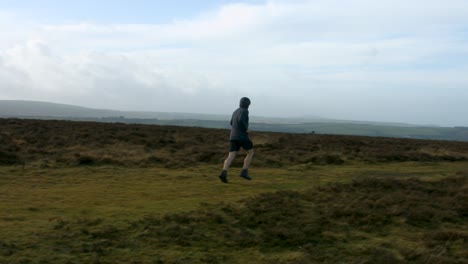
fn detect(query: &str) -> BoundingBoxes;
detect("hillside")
[0,100,229,120]
[2,118,468,168]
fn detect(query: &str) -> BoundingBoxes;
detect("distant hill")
[1,100,468,141]
[0,100,229,120]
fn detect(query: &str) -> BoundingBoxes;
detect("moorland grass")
[1,119,468,263]
[2,118,468,168]
[1,162,467,263]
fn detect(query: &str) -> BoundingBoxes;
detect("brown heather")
[1,118,468,168]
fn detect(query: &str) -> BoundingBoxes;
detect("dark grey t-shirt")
[229,107,249,140]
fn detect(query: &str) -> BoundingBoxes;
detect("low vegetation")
[1,118,468,168]
[1,171,467,263]
[1,118,467,263]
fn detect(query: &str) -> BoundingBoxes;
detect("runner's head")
[240,97,251,109]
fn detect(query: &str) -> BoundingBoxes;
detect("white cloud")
[1,0,468,125]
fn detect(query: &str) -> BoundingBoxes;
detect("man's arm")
[240,110,249,132]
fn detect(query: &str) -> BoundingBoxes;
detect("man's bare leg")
[223,151,237,171]
[220,151,237,183]
[240,149,254,180]
[242,149,254,170]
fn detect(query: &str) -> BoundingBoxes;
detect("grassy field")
[1,161,467,263]
[1,119,468,263]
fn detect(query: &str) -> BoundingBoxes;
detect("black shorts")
[229,138,254,152]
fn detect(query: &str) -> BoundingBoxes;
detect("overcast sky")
[1,0,467,126]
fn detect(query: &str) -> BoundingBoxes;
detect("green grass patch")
[1,162,467,263]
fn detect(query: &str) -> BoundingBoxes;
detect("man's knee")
[227,151,237,159]
[247,149,254,155]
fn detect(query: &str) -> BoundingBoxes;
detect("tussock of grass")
[2,173,467,263]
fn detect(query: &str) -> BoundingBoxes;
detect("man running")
[219,97,254,183]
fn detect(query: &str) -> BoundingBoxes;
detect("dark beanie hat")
[239,97,251,108]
